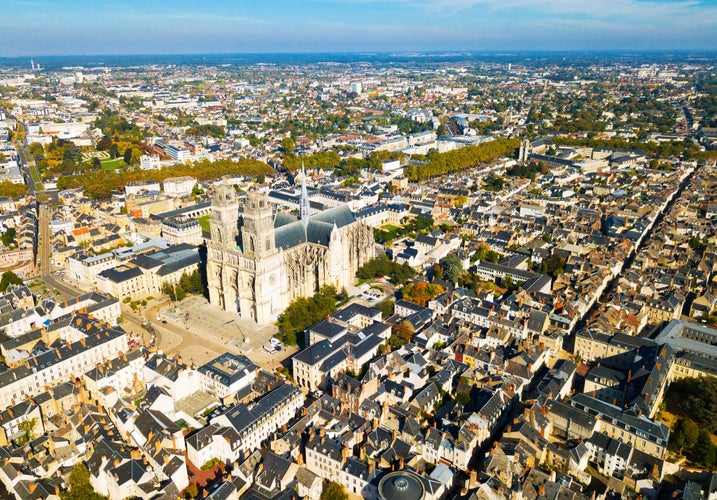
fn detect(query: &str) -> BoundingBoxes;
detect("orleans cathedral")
[207,171,375,324]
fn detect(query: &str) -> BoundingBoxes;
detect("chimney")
[539,484,546,495]
[368,460,375,474]
[297,453,304,465]
[29,483,37,494]
[392,429,397,444]
[470,469,477,488]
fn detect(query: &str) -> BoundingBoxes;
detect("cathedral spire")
[300,158,310,225]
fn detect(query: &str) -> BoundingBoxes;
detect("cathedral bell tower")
[210,185,239,249]
[241,191,275,258]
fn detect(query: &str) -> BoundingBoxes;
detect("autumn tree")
[0,181,28,198]
[401,281,444,307]
[321,481,349,500]
[432,263,444,281]
[388,320,415,349]
[281,136,295,154]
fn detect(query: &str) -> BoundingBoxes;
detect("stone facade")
[207,185,374,324]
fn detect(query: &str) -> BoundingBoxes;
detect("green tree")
[455,392,471,407]
[0,271,22,292]
[60,463,107,500]
[277,285,343,345]
[356,255,416,285]
[688,237,707,252]
[1,227,16,247]
[376,299,394,319]
[693,429,717,469]
[321,481,349,500]
[670,417,700,454]
[666,376,717,434]
[536,254,566,279]
[440,253,464,283]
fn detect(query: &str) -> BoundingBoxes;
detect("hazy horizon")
[1,0,716,58]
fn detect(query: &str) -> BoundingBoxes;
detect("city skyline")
[1,0,717,57]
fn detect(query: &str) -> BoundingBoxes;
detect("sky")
[1,0,716,56]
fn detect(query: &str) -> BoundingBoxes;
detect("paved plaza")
[155,296,293,368]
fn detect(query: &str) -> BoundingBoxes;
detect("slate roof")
[218,384,300,438]
[273,204,356,250]
[569,393,669,444]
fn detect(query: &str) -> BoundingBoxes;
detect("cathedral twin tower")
[206,173,375,324]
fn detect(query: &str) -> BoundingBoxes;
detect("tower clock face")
[269,273,277,286]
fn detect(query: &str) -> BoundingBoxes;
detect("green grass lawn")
[100,158,126,170]
[23,149,44,190]
[198,215,211,232]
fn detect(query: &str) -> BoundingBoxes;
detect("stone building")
[207,171,374,324]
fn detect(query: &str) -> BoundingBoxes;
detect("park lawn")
[198,215,211,232]
[382,224,401,231]
[100,158,127,170]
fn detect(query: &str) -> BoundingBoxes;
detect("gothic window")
[265,239,270,251]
